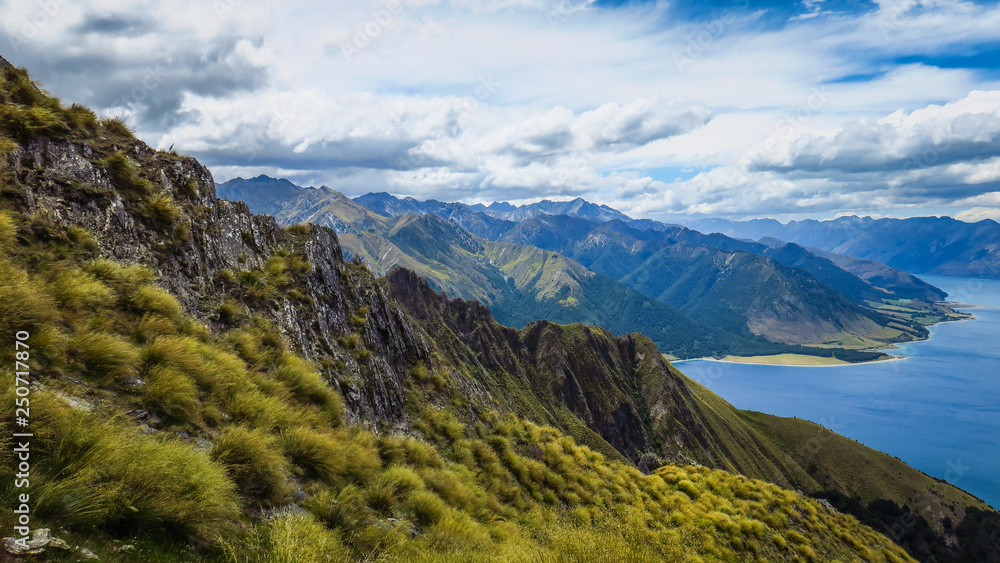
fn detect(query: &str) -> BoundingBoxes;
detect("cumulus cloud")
[955,206,1000,222]
[1,0,1000,219]
[626,89,1000,220]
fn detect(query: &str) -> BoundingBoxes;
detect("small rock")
[48,537,71,550]
[3,528,70,555]
[4,536,44,555]
[116,544,135,552]
[78,546,100,559]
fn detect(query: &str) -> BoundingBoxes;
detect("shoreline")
[672,354,906,368]
[673,301,984,368]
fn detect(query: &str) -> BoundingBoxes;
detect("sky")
[1,0,1000,222]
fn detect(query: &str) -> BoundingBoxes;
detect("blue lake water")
[675,274,1000,509]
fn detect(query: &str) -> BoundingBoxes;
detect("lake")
[675,274,1000,509]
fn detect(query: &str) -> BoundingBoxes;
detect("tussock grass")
[211,426,294,506]
[281,427,381,487]
[68,330,142,382]
[143,365,201,424]
[102,150,153,193]
[100,115,134,138]
[0,133,15,155]
[24,393,239,543]
[131,284,184,321]
[0,180,919,561]
[144,192,182,223]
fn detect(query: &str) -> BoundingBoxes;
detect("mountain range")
[219,175,966,359]
[685,215,1000,280]
[3,56,998,561]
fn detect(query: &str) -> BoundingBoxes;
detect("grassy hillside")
[385,268,1000,560]
[0,209,919,561]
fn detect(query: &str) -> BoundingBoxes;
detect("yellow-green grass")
[738,410,991,533]
[0,205,916,562]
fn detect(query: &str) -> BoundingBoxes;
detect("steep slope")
[385,269,997,561]
[687,215,1000,279]
[801,244,948,301]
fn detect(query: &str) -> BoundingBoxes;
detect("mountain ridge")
[221,176,960,354]
[686,215,1000,280]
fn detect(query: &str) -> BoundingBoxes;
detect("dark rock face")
[5,136,429,426]
[386,267,712,464]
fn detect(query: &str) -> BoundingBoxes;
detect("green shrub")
[30,395,239,542]
[132,285,183,321]
[68,330,142,381]
[211,426,293,506]
[406,490,449,527]
[100,115,134,138]
[271,352,342,424]
[145,193,181,223]
[143,365,201,424]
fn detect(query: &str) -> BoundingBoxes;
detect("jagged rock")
[637,452,663,474]
[4,536,44,556]
[78,546,100,559]
[48,538,70,550]
[12,137,430,427]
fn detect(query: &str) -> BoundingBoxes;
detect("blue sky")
[1,0,999,221]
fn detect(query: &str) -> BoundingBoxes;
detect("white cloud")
[955,206,1000,222]
[2,0,1000,219]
